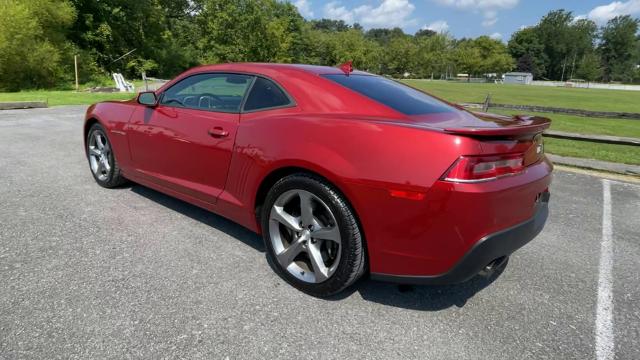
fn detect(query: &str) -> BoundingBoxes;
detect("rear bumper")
[371,192,549,285]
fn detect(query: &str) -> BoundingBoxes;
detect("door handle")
[208,127,229,138]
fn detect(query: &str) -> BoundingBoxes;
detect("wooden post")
[482,93,492,112]
[74,55,79,91]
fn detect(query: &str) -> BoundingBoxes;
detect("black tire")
[86,123,127,188]
[261,173,366,297]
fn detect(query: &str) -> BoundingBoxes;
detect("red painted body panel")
[84,63,553,278]
[126,105,238,204]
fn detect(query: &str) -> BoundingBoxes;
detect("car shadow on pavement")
[339,265,506,311]
[127,183,505,311]
[129,184,265,252]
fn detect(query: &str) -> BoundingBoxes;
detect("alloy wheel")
[268,189,342,283]
[88,131,112,181]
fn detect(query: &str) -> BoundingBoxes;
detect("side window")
[243,77,292,111]
[160,73,253,112]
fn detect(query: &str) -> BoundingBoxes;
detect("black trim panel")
[371,194,550,285]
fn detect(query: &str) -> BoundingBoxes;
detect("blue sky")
[291,0,640,41]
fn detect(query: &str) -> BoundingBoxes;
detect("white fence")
[531,81,640,91]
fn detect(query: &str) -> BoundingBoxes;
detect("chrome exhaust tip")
[479,256,509,278]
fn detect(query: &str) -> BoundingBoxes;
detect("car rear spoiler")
[442,115,551,137]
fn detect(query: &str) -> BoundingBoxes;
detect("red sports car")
[84,63,552,297]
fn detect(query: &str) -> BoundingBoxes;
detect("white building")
[504,72,533,85]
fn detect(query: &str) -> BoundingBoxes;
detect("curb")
[544,130,640,146]
[547,154,640,176]
[0,101,48,110]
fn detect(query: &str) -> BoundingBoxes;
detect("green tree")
[308,29,381,72]
[534,10,597,80]
[0,0,76,90]
[383,36,418,76]
[310,19,351,32]
[194,0,307,64]
[414,34,454,78]
[599,15,640,82]
[452,40,481,76]
[508,27,547,78]
[453,36,513,76]
[575,52,603,81]
[365,28,406,45]
[415,29,437,38]
[516,54,535,74]
[68,0,198,78]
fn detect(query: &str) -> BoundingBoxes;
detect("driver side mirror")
[138,91,158,107]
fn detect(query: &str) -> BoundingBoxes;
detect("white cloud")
[482,17,497,26]
[294,0,314,18]
[586,0,640,24]
[423,20,450,32]
[433,0,519,27]
[324,2,354,23]
[573,14,587,21]
[489,32,502,40]
[434,0,519,10]
[323,0,416,28]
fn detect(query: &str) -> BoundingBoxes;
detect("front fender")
[84,102,137,170]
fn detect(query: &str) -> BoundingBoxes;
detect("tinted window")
[243,77,291,111]
[322,74,454,115]
[160,73,252,112]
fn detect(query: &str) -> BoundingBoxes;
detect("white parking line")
[596,179,614,360]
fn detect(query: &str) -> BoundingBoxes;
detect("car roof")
[186,62,372,76]
[156,62,401,118]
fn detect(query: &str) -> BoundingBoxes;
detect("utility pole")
[561,57,567,82]
[74,55,79,91]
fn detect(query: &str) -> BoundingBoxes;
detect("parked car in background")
[84,63,552,297]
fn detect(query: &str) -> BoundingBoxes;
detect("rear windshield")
[322,74,455,115]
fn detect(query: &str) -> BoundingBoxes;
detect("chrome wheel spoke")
[89,147,101,156]
[97,160,105,174]
[90,158,99,173]
[102,157,111,172]
[95,134,104,150]
[312,226,340,244]
[271,206,302,232]
[276,240,304,268]
[299,192,314,227]
[308,243,329,282]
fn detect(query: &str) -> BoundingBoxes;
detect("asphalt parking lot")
[1,106,639,359]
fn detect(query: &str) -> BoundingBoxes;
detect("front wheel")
[86,123,126,188]
[261,173,366,297]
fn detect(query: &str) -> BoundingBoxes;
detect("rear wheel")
[86,123,126,188]
[261,173,366,297]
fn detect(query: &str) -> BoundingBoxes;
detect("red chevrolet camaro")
[84,63,552,296]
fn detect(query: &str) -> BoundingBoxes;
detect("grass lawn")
[544,138,640,165]
[0,90,135,106]
[403,80,640,113]
[488,109,640,138]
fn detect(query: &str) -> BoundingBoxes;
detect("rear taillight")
[442,153,525,183]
